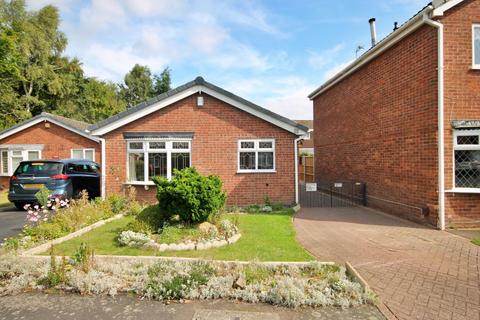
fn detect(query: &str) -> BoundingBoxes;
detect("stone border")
[142,233,242,252]
[345,261,396,320]
[21,214,124,256]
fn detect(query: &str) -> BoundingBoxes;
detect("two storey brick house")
[309,0,480,228]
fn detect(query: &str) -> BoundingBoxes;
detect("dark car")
[8,159,101,210]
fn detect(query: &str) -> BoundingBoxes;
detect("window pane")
[11,157,23,172]
[172,141,189,149]
[171,152,190,173]
[457,135,479,145]
[1,151,8,174]
[129,142,143,150]
[149,142,165,149]
[240,141,254,149]
[148,153,167,180]
[455,150,480,188]
[72,150,83,159]
[259,141,273,149]
[128,153,145,182]
[12,151,22,156]
[84,149,95,161]
[258,152,274,170]
[475,26,480,65]
[239,152,256,170]
[27,151,40,160]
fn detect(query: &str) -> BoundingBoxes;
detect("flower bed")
[1,188,142,252]
[0,255,376,309]
[117,211,241,252]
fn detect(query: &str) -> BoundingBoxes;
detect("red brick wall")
[439,0,480,227]
[0,121,101,189]
[313,25,439,224]
[102,93,296,206]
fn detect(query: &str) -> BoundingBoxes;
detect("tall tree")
[119,64,153,107]
[120,64,172,107]
[152,67,171,96]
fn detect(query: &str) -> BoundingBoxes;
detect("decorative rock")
[198,222,216,233]
[233,275,246,290]
[261,206,272,212]
[158,243,169,252]
[196,242,206,250]
[184,243,195,251]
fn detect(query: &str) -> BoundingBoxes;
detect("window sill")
[124,181,156,186]
[0,174,10,177]
[471,65,480,70]
[237,170,276,174]
[445,188,480,194]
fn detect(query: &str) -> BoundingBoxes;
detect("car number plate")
[24,184,43,189]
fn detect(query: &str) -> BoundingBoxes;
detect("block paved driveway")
[294,207,480,320]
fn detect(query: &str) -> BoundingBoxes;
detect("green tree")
[152,67,171,96]
[119,64,153,107]
[120,64,172,107]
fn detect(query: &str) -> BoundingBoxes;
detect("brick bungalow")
[0,113,100,190]
[0,77,309,206]
[309,0,480,228]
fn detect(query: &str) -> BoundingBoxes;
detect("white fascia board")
[432,0,465,16]
[91,85,308,136]
[308,9,428,100]
[0,117,99,143]
[91,86,201,136]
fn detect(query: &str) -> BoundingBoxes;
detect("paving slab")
[294,207,480,320]
[0,293,384,320]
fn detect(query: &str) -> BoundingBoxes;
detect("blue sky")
[27,0,427,120]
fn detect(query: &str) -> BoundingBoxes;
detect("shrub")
[107,194,128,214]
[153,167,226,224]
[124,219,155,234]
[118,231,151,248]
[35,186,51,207]
[135,205,166,232]
[71,242,95,273]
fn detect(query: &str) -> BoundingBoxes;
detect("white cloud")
[26,0,78,12]
[222,76,314,120]
[322,60,354,81]
[308,44,346,70]
[79,0,127,32]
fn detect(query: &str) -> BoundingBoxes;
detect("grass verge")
[50,209,314,261]
[472,238,480,246]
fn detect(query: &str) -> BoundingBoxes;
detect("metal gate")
[299,180,366,208]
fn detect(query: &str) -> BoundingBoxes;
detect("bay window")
[238,139,275,173]
[454,130,480,190]
[127,140,191,183]
[0,149,42,176]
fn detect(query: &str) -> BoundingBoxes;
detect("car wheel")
[14,202,26,210]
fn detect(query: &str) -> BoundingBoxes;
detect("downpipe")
[424,8,445,230]
[99,138,107,200]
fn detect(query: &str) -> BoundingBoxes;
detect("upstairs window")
[454,130,480,189]
[473,24,480,69]
[238,139,275,173]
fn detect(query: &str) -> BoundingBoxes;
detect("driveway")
[294,207,480,320]
[0,206,26,243]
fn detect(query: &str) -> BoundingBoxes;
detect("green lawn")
[472,238,480,246]
[0,191,11,208]
[50,210,314,261]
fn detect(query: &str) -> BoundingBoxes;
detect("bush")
[135,205,166,232]
[153,167,226,224]
[107,194,128,214]
[118,231,150,247]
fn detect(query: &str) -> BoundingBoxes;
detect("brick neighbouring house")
[0,113,100,190]
[0,77,309,206]
[309,0,480,228]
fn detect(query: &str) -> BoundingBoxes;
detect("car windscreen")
[14,162,64,177]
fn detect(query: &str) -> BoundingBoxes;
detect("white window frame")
[237,139,276,173]
[0,149,42,176]
[71,148,96,161]
[472,24,480,69]
[126,140,191,185]
[450,129,480,192]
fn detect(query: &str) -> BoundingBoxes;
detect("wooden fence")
[298,155,314,182]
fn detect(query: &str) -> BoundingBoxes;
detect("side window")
[473,24,480,68]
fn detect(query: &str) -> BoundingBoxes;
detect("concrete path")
[294,207,480,320]
[0,206,25,243]
[0,293,384,320]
